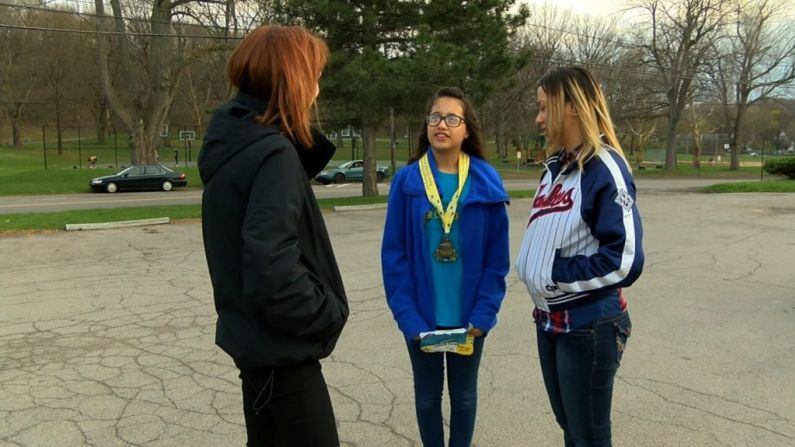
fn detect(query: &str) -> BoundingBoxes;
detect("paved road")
[0,183,386,215]
[1,185,793,446]
[0,178,744,215]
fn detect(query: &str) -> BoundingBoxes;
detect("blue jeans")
[536,312,631,447]
[406,336,485,447]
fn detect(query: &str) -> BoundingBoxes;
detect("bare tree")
[34,10,92,155]
[503,5,647,163]
[93,0,206,164]
[564,15,624,71]
[595,42,666,167]
[711,0,795,169]
[0,4,38,147]
[174,0,259,136]
[638,0,729,170]
[686,101,718,167]
[520,4,568,75]
[486,5,570,160]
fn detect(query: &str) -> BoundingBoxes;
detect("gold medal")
[434,236,457,262]
[419,152,469,263]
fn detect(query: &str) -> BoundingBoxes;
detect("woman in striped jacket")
[516,66,644,447]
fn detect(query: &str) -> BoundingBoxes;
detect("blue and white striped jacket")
[516,146,644,312]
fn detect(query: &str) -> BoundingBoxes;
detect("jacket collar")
[401,149,508,204]
[543,148,581,179]
[234,90,268,115]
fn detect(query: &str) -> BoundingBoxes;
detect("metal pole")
[685,133,690,155]
[760,139,765,181]
[42,126,47,169]
[390,107,396,176]
[77,126,82,168]
[407,124,413,160]
[114,127,118,168]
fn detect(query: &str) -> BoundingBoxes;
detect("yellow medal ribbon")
[419,151,470,236]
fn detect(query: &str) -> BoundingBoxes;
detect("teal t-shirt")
[426,171,470,327]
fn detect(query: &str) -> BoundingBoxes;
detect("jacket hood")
[198,91,281,185]
[400,149,509,204]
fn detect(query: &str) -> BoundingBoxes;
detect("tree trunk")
[11,121,21,147]
[629,134,638,167]
[96,96,109,144]
[664,126,677,170]
[56,100,63,155]
[495,123,504,158]
[729,104,747,170]
[0,108,7,145]
[11,103,23,147]
[664,106,680,171]
[128,119,162,165]
[186,70,206,137]
[693,139,701,168]
[389,107,396,177]
[407,124,414,160]
[95,0,180,166]
[361,117,379,197]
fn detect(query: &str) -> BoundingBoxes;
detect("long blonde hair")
[539,66,627,170]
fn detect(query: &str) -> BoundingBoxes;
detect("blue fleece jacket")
[381,151,510,341]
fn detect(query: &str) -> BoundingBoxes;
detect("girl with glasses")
[516,66,644,446]
[381,87,510,446]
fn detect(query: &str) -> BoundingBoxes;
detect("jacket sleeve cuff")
[468,315,496,334]
[400,318,432,342]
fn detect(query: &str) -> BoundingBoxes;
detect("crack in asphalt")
[2,193,794,446]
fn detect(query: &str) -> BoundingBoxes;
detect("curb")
[65,217,170,231]
[332,203,387,212]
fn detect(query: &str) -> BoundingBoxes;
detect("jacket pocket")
[614,320,631,365]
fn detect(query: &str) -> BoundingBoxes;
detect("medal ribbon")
[419,151,470,236]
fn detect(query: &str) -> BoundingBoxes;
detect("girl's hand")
[467,327,484,337]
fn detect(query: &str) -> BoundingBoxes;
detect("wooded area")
[1,0,794,193]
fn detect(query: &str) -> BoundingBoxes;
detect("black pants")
[238,360,340,447]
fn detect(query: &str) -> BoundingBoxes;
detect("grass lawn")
[0,205,202,233]
[0,190,536,233]
[0,142,203,195]
[0,140,542,195]
[0,165,203,195]
[701,180,795,193]
[631,162,763,178]
[0,138,781,196]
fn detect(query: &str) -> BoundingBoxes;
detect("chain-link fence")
[40,125,203,170]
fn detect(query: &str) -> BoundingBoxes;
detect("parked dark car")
[89,164,187,193]
[315,160,390,184]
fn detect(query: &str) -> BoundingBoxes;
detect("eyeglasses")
[426,114,465,128]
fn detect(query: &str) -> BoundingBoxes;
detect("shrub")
[764,157,795,179]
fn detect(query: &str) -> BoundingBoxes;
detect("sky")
[522,0,635,18]
[522,0,795,19]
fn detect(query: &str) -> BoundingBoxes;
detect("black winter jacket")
[199,91,348,368]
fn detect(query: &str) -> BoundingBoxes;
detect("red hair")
[227,25,328,147]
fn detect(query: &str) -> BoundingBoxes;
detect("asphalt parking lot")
[1,184,794,446]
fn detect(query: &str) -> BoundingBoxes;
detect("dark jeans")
[536,312,632,447]
[238,360,339,447]
[406,336,485,447]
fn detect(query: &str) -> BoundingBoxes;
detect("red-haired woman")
[199,25,348,446]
